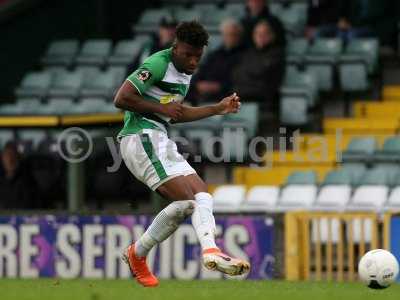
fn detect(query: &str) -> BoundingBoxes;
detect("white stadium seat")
[347,185,388,211]
[277,185,317,211]
[347,218,373,243]
[314,185,352,211]
[212,185,246,213]
[241,186,280,212]
[311,218,341,243]
[385,186,400,210]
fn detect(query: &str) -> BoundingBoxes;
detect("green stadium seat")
[75,66,101,76]
[0,103,23,115]
[0,130,14,149]
[201,9,234,27]
[341,163,367,184]
[342,137,378,163]
[15,71,52,99]
[80,70,116,99]
[345,38,379,74]
[372,164,400,186]
[137,9,171,26]
[281,68,318,107]
[223,102,259,137]
[390,172,400,187]
[108,66,127,89]
[322,169,352,185]
[135,9,172,33]
[280,95,308,125]
[285,170,317,185]
[224,3,246,19]
[16,98,42,115]
[108,40,142,66]
[0,98,42,116]
[192,3,218,14]
[17,129,48,150]
[75,39,112,67]
[349,169,389,210]
[185,114,222,130]
[174,9,202,23]
[41,39,79,67]
[47,71,83,99]
[287,38,308,66]
[272,2,308,35]
[305,38,343,91]
[308,38,343,56]
[41,98,75,115]
[338,55,369,92]
[201,34,222,63]
[221,126,248,161]
[45,66,69,77]
[374,136,400,163]
[72,97,108,114]
[356,167,390,186]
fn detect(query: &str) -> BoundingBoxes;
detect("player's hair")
[175,21,209,47]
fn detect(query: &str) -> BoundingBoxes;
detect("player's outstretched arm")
[174,93,241,123]
[114,81,184,120]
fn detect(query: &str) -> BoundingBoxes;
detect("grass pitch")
[0,279,399,300]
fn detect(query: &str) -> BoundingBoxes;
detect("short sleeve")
[126,56,167,95]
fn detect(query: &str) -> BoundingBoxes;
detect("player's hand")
[216,93,241,115]
[160,102,184,121]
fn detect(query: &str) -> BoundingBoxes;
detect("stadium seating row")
[41,38,149,68]
[136,1,307,35]
[213,168,400,213]
[0,127,117,154]
[0,103,259,155]
[11,67,126,102]
[0,97,117,116]
[281,38,379,125]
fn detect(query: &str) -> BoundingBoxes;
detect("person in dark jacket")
[232,19,285,114]
[241,0,286,47]
[307,0,396,45]
[336,0,397,44]
[191,19,245,103]
[305,0,341,39]
[0,141,38,209]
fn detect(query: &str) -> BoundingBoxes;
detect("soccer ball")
[358,249,399,289]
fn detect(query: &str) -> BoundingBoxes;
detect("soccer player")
[114,21,250,287]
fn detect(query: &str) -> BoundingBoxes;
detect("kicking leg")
[185,174,250,276]
[124,176,195,287]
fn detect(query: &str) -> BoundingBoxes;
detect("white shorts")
[120,129,196,190]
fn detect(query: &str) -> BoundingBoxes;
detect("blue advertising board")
[0,215,274,280]
[390,216,400,281]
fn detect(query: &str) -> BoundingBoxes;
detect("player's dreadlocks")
[176,21,209,47]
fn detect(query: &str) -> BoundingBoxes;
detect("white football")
[358,249,399,289]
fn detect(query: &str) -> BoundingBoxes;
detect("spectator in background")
[191,19,245,103]
[0,141,38,209]
[307,0,396,45]
[241,0,286,48]
[336,0,396,45]
[132,17,177,70]
[305,0,340,40]
[232,20,285,115]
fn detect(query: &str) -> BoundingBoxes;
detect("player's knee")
[166,200,196,221]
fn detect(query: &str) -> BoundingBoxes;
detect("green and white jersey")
[118,48,192,137]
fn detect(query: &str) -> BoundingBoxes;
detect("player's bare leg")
[184,174,250,276]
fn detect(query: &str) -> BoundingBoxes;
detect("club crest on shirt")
[136,69,152,82]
